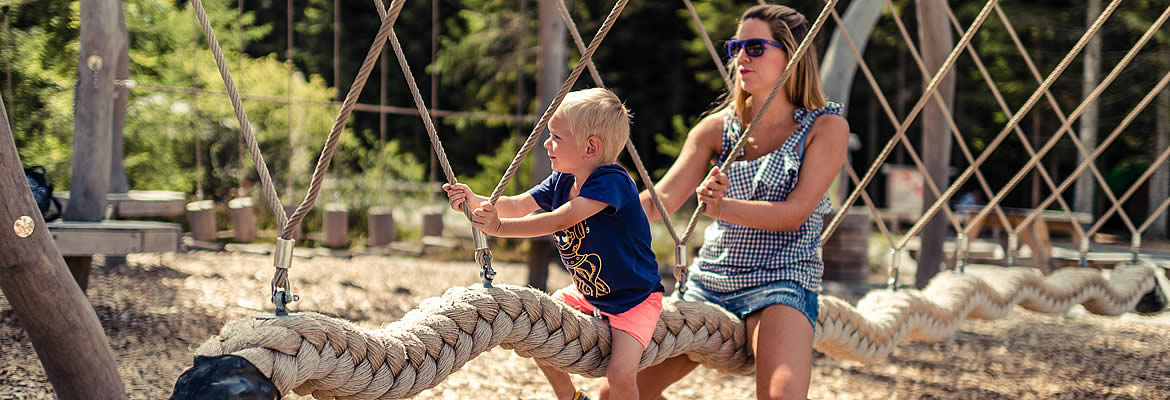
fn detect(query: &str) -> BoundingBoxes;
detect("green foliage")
[458,135,532,197]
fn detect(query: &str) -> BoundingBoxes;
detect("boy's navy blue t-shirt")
[528,164,664,315]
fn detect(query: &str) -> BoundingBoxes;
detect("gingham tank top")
[689,102,843,293]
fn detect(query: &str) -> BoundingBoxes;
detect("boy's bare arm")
[494,193,541,218]
[473,196,607,238]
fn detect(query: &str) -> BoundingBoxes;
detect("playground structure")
[1,0,1169,399]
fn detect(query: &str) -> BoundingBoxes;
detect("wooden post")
[1075,0,1103,216]
[527,0,566,292]
[186,200,216,242]
[0,90,127,398]
[915,0,956,289]
[321,203,348,248]
[228,197,257,242]
[368,206,396,247]
[422,212,443,237]
[1149,84,1169,237]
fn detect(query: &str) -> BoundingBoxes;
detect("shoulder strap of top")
[796,102,844,159]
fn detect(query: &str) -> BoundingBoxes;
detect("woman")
[602,4,848,399]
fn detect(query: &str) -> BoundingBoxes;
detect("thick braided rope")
[486,0,629,205]
[817,264,1160,362]
[195,264,1159,398]
[679,0,839,244]
[197,285,750,398]
[552,0,679,246]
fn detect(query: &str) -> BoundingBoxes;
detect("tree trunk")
[1150,83,1170,237]
[0,93,127,399]
[915,0,956,288]
[1075,0,1102,215]
[529,0,566,291]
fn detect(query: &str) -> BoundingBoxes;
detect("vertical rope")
[681,0,732,91]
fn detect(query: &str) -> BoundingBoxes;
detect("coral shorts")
[552,286,663,349]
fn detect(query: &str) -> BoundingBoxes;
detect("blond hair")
[551,88,631,164]
[711,4,827,124]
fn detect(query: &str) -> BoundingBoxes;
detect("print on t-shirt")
[556,221,611,297]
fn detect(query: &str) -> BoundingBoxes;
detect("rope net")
[184,0,1170,395]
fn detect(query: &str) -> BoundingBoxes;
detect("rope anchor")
[270,238,299,316]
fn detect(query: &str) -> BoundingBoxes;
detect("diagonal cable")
[954,4,1168,248]
[880,3,1014,237]
[553,0,680,245]
[821,6,964,243]
[486,0,630,204]
[824,0,1001,241]
[681,0,732,90]
[937,2,1086,241]
[990,3,1157,236]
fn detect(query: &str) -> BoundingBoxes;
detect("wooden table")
[959,206,1091,273]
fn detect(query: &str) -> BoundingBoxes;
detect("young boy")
[443,88,663,400]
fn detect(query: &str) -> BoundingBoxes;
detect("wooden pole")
[1075,0,1103,215]
[67,0,128,291]
[528,0,566,292]
[1150,82,1170,237]
[0,92,127,398]
[915,0,956,287]
[108,3,129,195]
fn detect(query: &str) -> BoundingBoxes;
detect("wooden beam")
[915,0,957,288]
[0,91,126,397]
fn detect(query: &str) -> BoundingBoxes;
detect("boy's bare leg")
[604,329,645,400]
[600,355,698,400]
[538,363,578,400]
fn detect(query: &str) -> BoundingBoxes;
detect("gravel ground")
[2,251,1169,399]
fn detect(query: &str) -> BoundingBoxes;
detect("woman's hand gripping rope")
[697,167,729,219]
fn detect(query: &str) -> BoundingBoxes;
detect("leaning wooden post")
[0,94,127,398]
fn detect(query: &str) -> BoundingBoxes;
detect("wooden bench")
[55,190,186,219]
[959,206,1092,273]
[48,220,181,291]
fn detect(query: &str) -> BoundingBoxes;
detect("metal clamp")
[955,233,968,273]
[1079,236,1090,269]
[887,248,901,291]
[673,245,689,295]
[1006,232,1019,266]
[475,247,496,288]
[1131,235,1141,264]
[270,238,298,316]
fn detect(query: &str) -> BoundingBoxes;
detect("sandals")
[571,390,592,400]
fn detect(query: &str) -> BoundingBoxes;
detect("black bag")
[24,166,62,222]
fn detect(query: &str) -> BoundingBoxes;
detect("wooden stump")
[822,208,871,285]
[228,197,256,243]
[322,203,349,249]
[186,200,216,242]
[422,212,443,237]
[368,206,396,247]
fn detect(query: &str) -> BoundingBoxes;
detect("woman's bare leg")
[746,305,814,400]
[599,355,699,400]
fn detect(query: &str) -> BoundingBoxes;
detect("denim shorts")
[679,279,819,330]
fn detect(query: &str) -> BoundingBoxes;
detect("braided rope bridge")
[189,263,1160,398]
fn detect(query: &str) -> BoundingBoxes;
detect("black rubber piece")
[170,355,279,400]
